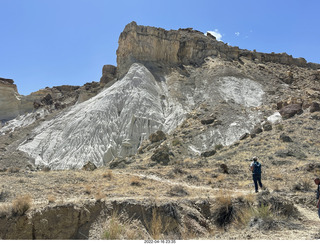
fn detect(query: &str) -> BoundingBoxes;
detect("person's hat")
[252,156,258,161]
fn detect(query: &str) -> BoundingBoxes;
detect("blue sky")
[1,0,319,95]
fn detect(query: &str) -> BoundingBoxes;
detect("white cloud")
[235,32,240,37]
[205,29,223,41]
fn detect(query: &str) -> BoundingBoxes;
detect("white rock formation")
[267,112,282,124]
[19,63,266,169]
[19,63,186,169]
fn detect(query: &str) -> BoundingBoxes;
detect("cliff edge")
[117,21,319,78]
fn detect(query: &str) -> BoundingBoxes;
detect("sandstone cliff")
[117,21,320,78]
[0,78,22,122]
[0,78,104,123]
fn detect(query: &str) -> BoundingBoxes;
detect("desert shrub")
[94,190,105,201]
[102,210,145,240]
[0,203,12,218]
[47,195,56,203]
[276,124,284,131]
[102,170,113,180]
[214,144,224,151]
[292,178,312,192]
[167,186,189,197]
[130,176,143,186]
[258,193,298,218]
[12,194,32,216]
[143,207,179,240]
[254,203,273,220]
[0,189,9,202]
[216,174,226,182]
[84,185,92,195]
[301,178,312,191]
[172,166,187,175]
[212,192,253,228]
[211,199,236,227]
[211,191,236,227]
[219,164,229,174]
[41,166,51,172]
[103,211,124,240]
[8,167,20,173]
[172,138,182,147]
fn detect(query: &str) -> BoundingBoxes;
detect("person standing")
[250,156,263,193]
[314,177,320,218]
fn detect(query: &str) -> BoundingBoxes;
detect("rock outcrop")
[116,21,320,78]
[3,22,320,170]
[99,65,117,85]
[0,78,103,123]
[0,78,22,121]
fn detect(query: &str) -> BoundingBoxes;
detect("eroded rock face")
[19,63,186,169]
[18,61,268,169]
[100,65,117,85]
[0,77,103,123]
[279,104,303,119]
[116,22,320,79]
[0,78,21,121]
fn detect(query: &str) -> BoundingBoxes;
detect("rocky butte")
[116,21,319,78]
[1,21,320,171]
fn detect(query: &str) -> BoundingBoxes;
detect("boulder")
[267,112,282,124]
[41,94,53,106]
[220,164,229,174]
[149,130,167,143]
[275,148,306,159]
[201,117,215,125]
[310,102,320,113]
[151,145,172,165]
[262,121,272,131]
[279,104,303,119]
[201,150,216,157]
[239,133,249,140]
[100,65,117,84]
[251,126,263,135]
[280,134,293,142]
[311,112,320,120]
[82,161,97,171]
[109,158,132,169]
[305,162,320,172]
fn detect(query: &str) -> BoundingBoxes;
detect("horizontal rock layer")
[117,21,320,78]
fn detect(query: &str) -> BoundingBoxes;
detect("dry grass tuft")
[102,170,113,180]
[8,167,20,173]
[211,191,253,228]
[94,189,105,201]
[211,191,235,227]
[102,210,144,240]
[143,207,179,240]
[47,195,56,204]
[130,176,143,186]
[0,203,12,218]
[12,194,32,216]
[216,190,232,206]
[103,211,123,240]
[168,186,189,197]
[216,174,226,183]
[84,185,92,195]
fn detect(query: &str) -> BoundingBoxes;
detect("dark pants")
[252,174,263,192]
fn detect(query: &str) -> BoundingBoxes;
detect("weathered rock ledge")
[116,21,320,78]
